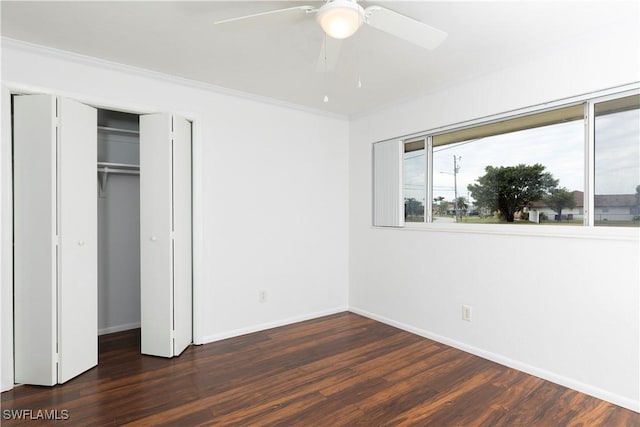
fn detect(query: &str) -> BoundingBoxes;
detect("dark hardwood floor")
[2,312,639,426]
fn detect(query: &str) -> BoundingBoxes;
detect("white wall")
[349,22,640,411]
[201,95,350,341]
[0,40,349,390]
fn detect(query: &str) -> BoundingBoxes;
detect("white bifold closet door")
[14,95,97,386]
[140,113,192,358]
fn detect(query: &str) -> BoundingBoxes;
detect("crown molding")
[1,37,348,121]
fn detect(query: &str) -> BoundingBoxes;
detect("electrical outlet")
[259,290,267,303]
[462,305,472,322]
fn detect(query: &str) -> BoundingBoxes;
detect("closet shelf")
[98,125,139,135]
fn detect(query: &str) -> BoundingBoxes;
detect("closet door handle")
[78,240,85,246]
[150,236,158,242]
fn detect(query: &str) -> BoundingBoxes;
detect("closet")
[13,94,193,386]
[97,109,141,336]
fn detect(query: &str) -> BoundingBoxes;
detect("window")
[594,94,640,227]
[373,88,639,228]
[403,139,425,223]
[432,106,584,225]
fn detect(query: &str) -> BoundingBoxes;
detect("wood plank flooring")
[2,312,639,426]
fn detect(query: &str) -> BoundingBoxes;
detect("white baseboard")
[349,306,639,413]
[98,322,141,336]
[201,306,349,344]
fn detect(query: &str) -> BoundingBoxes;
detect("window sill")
[375,222,640,241]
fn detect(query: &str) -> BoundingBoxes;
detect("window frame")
[402,137,427,224]
[380,84,640,235]
[589,91,640,227]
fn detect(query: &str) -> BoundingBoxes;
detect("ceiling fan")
[215,0,448,51]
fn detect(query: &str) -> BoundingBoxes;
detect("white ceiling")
[2,1,638,116]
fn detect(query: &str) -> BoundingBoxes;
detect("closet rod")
[97,161,139,171]
[98,125,139,135]
[97,166,138,197]
[97,168,139,175]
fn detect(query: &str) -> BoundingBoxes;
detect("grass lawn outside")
[453,216,637,226]
[414,216,639,227]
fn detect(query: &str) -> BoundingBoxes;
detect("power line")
[404,153,425,160]
[433,138,480,153]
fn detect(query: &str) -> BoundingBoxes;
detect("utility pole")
[439,156,462,222]
[453,155,461,222]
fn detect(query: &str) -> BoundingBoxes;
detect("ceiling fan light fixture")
[316,0,364,39]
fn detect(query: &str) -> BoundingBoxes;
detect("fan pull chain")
[356,31,363,89]
[323,33,329,103]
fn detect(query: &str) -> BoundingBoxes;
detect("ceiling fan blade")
[316,36,343,72]
[215,5,316,25]
[364,6,447,50]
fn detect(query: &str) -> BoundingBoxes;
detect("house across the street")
[528,190,638,222]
